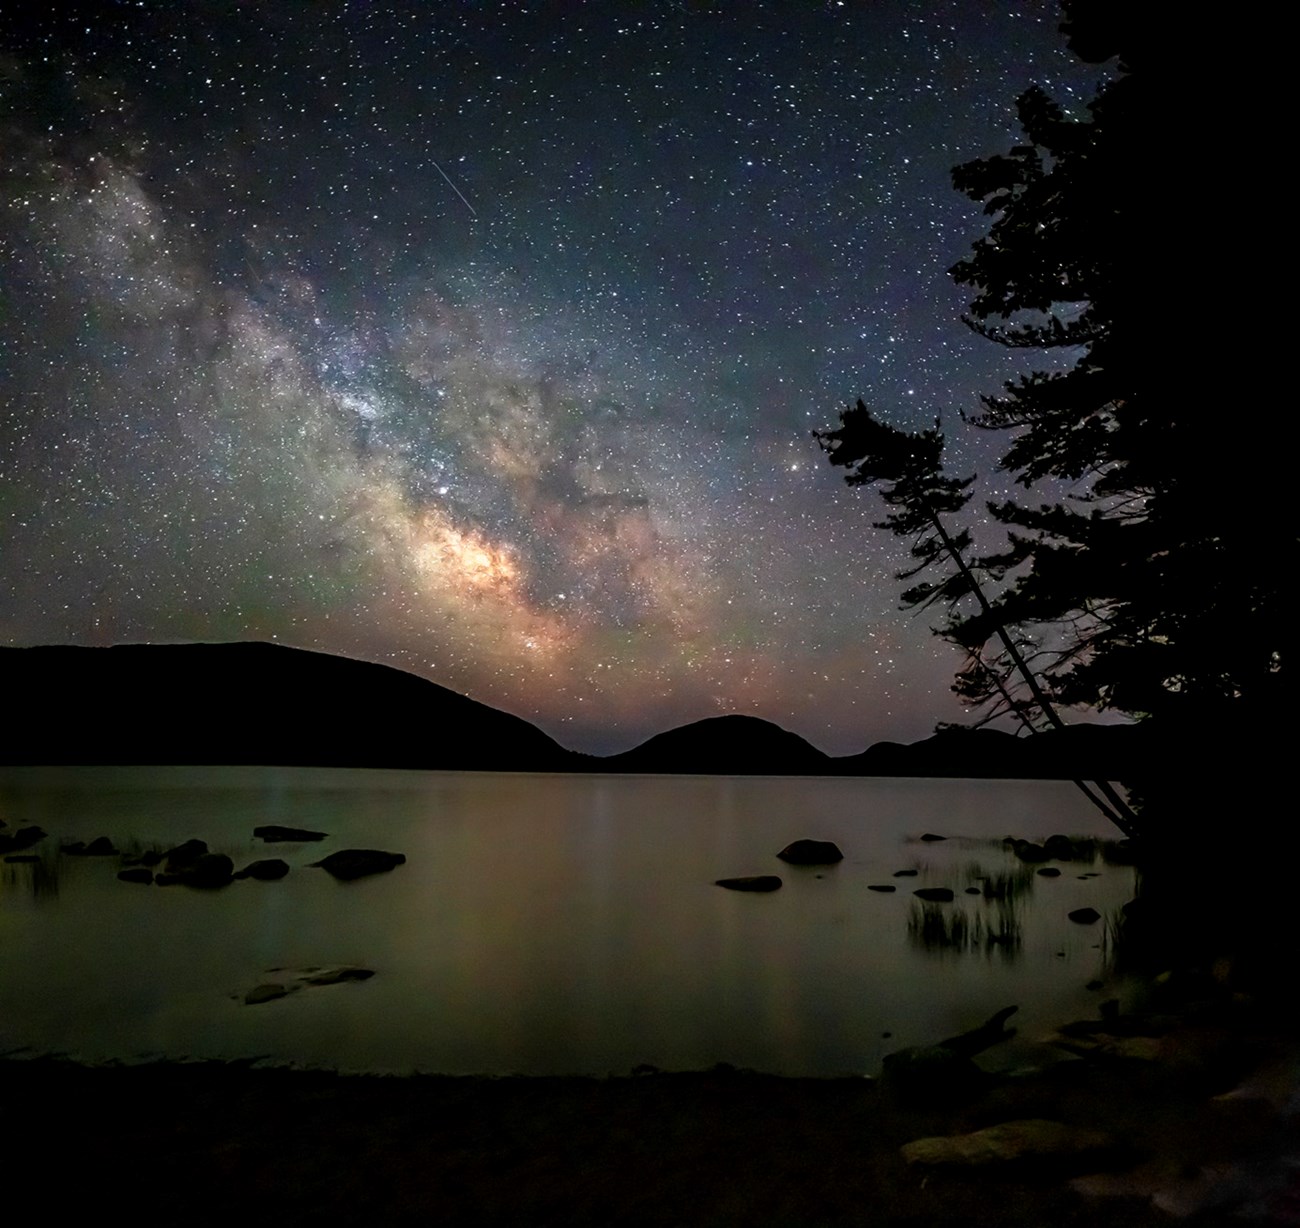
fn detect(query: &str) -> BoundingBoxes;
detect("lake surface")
[0,766,1139,1077]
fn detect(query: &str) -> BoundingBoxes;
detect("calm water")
[0,766,1138,1076]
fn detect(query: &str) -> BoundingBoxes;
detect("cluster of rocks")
[2,819,406,889]
[0,821,47,861]
[715,838,844,891]
[715,831,1115,939]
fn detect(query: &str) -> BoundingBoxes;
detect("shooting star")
[431,159,478,218]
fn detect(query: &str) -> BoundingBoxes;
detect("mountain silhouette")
[601,714,830,775]
[1,641,1159,778]
[0,642,584,772]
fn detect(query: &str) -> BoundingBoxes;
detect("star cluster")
[0,2,1105,754]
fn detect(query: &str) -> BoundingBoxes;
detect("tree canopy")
[822,0,1285,754]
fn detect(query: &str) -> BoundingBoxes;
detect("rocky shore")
[6,983,1297,1227]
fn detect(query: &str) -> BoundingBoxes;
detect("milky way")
[0,3,1106,754]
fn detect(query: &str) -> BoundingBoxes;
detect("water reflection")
[1,852,60,899]
[0,767,1140,1076]
[907,903,1022,959]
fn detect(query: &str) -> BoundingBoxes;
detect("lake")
[0,766,1139,1077]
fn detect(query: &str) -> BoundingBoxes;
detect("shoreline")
[8,992,1297,1226]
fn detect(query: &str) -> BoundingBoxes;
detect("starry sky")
[0,1,1109,756]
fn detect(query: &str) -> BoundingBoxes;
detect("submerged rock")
[300,966,375,986]
[715,875,782,892]
[309,849,406,881]
[233,858,290,881]
[253,825,327,842]
[775,839,843,865]
[901,1119,1117,1167]
[245,983,295,1006]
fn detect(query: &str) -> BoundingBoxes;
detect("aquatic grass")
[906,903,1022,960]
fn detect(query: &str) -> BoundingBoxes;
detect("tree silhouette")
[821,1,1284,827]
[944,1,1284,730]
[816,400,1136,834]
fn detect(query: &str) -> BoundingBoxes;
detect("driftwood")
[937,1005,1018,1057]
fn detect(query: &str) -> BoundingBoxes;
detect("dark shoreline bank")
[8,988,1297,1228]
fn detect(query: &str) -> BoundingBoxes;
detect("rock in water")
[715,876,782,892]
[300,967,375,986]
[1068,907,1102,924]
[117,868,154,885]
[163,839,209,869]
[309,849,406,880]
[245,983,295,1006]
[880,1046,986,1103]
[901,1119,1116,1167]
[253,825,327,842]
[775,839,843,865]
[186,853,235,888]
[913,887,955,902]
[233,859,291,881]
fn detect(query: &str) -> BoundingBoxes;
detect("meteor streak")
[431,159,477,218]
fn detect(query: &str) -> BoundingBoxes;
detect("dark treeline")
[817,1,1286,849]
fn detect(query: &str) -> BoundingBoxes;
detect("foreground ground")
[6,998,1298,1227]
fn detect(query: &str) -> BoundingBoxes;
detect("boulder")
[2,828,46,854]
[1037,867,1062,878]
[1014,842,1050,863]
[715,875,782,892]
[892,869,919,877]
[901,1119,1116,1167]
[1069,907,1102,925]
[880,1045,986,1103]
[164,839,209,869]
[913,887,954,903]
[1043,834,1079,860]
[117,868,154,885]
[775,839,843,865]
[964,887,982,895]
[309,849,406,881]
[253,825,328,842]
[233,859,290,881]
[867,884,897,893]
[919,833,947,842]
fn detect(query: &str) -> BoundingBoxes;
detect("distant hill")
[1,641,1175,779]
[601,714,830,776]
[0,642,585,772]
[841,724,1154,781]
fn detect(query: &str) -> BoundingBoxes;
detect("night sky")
[1,2,1108,755]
